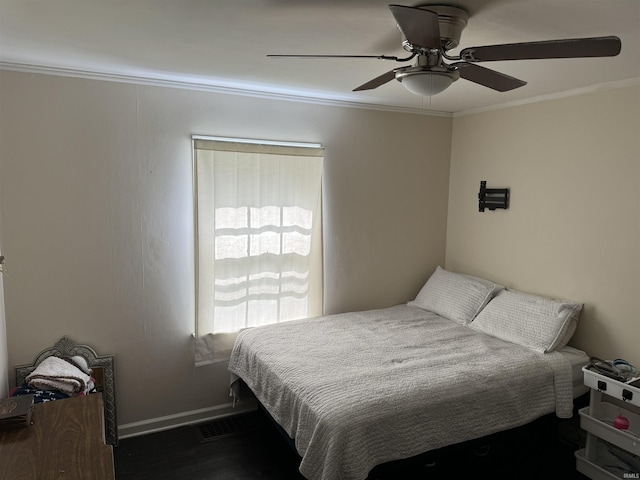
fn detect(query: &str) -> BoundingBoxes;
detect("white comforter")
[228,305,573,480]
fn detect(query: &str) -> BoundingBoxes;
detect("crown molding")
[0,61,452,118]
[4,61,635,119]
[455,77,640,117]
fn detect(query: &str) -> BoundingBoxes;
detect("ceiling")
[1,0,639,115]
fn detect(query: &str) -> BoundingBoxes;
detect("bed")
[228,266,589,480]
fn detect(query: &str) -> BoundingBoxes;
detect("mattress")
[229,305,585,480]
[558,345,590,398]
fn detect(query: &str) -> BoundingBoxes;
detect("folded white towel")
[26,356,91,395]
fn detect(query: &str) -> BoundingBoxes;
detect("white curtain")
[0,255,7,397]
[193,137,323,365]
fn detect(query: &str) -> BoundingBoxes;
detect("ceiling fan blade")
[454,62,527,92]
[388,4,441,49]
[460,36,621,62]
[353,69,397,91]
[267,54,402,60]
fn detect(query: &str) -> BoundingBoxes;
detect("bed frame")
[14,336,118,445]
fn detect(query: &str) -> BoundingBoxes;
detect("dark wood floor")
[114,407,589,480]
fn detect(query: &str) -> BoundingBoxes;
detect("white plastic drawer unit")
[577,366,640,480]
[576,444,639,480]
[579,402,640,456]
[583,366,640,408]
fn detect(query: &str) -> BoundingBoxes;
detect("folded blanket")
[26,356,91,395]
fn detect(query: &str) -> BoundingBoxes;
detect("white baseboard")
[117,398,258,439]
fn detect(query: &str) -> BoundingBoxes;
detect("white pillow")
[408,266,503,325]
[469,289,583,353]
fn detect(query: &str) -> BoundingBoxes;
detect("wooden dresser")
[0,393,114,479]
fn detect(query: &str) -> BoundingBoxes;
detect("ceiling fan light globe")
[399,71,454,96]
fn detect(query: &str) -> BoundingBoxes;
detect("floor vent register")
[196,412,262,442]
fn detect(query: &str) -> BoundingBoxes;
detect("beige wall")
[447,84,640,367]
[5,68,635,433]
[0,70,451,432]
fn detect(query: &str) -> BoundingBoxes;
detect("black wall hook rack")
[478,181,509,212]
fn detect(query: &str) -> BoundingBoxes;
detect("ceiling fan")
[267,3,622,97]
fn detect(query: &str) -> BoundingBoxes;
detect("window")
[193,136,324,365]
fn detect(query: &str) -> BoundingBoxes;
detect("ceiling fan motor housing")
[414,4,469,51]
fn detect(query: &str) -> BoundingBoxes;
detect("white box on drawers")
[583,366,640,408]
